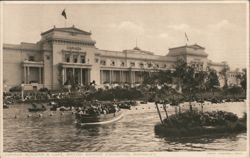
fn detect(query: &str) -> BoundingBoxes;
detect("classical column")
[100,70,102,84]
[85,69,87,85]
[88,69,91,84]
[111,70,113,83]
[24,66,26,84]
[120,70,122,83]
[132,71,134,83]
[121,70,123,83]
[135,71,137,83]
[62,67,65,85]
[109,70,112,84]
[27,66,30,84]
[113,70,114,83]
[122,71,125,82]
[41,68,44,84]
[39,67,41,84]
[80,68,83,85]
[133,71,135,83]
[130,70,132,83]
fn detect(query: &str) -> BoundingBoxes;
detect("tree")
[173,59,191,93]
[240,68,247,93]
[219,65,230,89]
[194,70,208,101]
[206,68,220,96]
[57,64,63,87]
[225,86,243,99]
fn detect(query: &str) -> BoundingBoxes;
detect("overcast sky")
[2,2,248,70]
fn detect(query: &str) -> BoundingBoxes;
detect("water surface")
[3,102,247,152]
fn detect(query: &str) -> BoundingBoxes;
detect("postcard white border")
[0,1,249,158]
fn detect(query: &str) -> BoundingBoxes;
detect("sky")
[2,2,248,70]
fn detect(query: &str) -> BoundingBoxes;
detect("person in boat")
[32,103,37,108]
[41,104,46,110]
[103,109,107,115]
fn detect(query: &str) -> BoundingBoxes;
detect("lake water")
[3,102,247,152]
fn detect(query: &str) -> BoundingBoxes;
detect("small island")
[154,110,247,137]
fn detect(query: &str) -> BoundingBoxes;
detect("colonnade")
[100,70,143,84]
[23,66,43,84]
[61,67,90,85]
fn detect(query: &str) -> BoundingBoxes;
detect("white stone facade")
[3,26,235,90]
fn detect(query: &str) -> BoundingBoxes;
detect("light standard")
[21,84,24,101]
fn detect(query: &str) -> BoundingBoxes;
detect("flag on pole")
[185,32,189,42]
[61,9,67,19]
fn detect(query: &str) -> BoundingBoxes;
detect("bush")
[155,110,247,137]
[39,87,49,92]
[88,87,143,101]
[9,86,22,92]
[164,110,239,128]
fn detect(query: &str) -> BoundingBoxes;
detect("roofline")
[3,44,41,52]
[98,49,122,53]
[123,49,154,55]
[169,44,205,50]
[41,27,91,36]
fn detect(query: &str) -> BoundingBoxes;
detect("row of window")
[65,54,86,63]
[26,55,50,62]
[229,74,237,78]
[64,54,100,64]
[191,63,204,71]
[100,60,167,68]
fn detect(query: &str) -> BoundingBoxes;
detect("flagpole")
[62,9,67,27]
[185,32,189,45]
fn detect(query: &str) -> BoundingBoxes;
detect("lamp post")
[21,84,24,101]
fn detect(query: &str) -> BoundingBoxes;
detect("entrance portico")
[60,62,92,86]
[23,61,44,84]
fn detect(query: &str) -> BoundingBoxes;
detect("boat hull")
[76,111,123,126]
[28,108,46,112]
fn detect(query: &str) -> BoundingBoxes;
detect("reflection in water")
[3,103,247,152]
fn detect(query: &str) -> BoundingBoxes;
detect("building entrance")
[63,68,90,86]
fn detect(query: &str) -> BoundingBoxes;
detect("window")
[95,58,99,63]
[120,61,125,67]
[46,55,50,60]
[65,54,70,63]
[80,56,85,63]
[130,62,135,67]
[73,55,78,63]
[162,64,167,68]
[155,64,159,68]
[148,63,152,68]
[139,62,144,68]
[28,56,34,61]
[111,60,115,66]
[100,60,106,66]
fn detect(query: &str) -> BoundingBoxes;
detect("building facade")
[3,26,239,91]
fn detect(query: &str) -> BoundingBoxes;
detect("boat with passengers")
[75,101,123,126]
[28,103,46,112]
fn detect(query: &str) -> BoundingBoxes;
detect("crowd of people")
[75,101,120,117]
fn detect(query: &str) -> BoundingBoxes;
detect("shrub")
[9,86,22,92]
[155,110,246,137]
[163,110,239,128]
[88,88,143,101]
[39,87,49,92]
